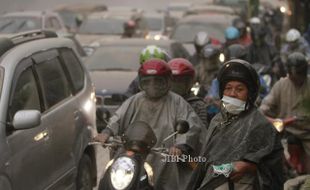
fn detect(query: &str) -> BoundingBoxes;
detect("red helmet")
[139,58,171,77]
[168,58,195,77]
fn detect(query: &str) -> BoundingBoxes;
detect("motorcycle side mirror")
[175,120,189,134]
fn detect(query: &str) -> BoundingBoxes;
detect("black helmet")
[217,59,260,105]
[286,52,308,75]
[201,44,221,59]
[225,44,247,61]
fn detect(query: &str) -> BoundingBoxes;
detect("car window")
[79,18,125,35]
[86,46,142,71]
[171,22,227,43]
[9,66,41,118]
[145,17,163,31]
[45,18,53,29]
[35,57,72,109]
[51,17,61,30]
[0,16,41,33]
[60,48,84,93]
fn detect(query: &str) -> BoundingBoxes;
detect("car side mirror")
[175,120,189,134]
[13,110,41,130]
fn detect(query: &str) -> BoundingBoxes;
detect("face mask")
[140,76,169,99]
[221,95,246,115]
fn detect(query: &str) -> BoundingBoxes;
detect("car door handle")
[34,130,49,141]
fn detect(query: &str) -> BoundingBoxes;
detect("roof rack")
[0,30,58,57]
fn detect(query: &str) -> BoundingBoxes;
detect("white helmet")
[286,29,301,42]
[194,31,210,47]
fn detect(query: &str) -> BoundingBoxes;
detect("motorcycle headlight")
[110,157,136,190]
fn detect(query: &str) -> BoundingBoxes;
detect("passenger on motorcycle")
[168,58,208,128]
[281,28,310,64]
[95,59,204,190]
[260,52,310,174]
[125,45,170,97]
[122,20,137,38]
[187,59,284,190]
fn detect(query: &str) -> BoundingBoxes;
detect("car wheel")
[77,154,93,190]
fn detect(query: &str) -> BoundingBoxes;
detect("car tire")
[77,154,93,190]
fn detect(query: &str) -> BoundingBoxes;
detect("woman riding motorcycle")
[187,59,284,190]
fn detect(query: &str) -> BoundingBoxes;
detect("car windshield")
[145,17,163,31]
[86,46,144,71]
[171,22,226,43]
[0,16,41,33]
[78,18,125,35]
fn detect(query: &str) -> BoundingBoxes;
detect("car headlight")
[110,157,136,190]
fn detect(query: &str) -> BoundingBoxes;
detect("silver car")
[0,30,98,190]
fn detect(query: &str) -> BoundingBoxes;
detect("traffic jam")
[0,0,309,189]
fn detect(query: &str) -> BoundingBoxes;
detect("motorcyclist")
[232,18,252,46]
[260,52,310,174]
[95,59,203,190]
[187,59,284,190]
[168,58,208,128]
[122,20,137,38]
[247,20,286,85]
[224,26,240,47]
[195,44,221,98]
[190,31,211,66]
[281,28,310,64]
[125,45,170,97]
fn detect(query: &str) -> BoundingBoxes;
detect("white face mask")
[221,95,246,115]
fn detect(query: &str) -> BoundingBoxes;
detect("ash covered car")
[0,30,97,190]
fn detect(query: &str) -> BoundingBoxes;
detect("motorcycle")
[271,116,310,176]
[90,120,189,190]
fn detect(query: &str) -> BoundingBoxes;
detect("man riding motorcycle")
[187,59,284,190]
[260,52,310,175]
[247,21,286,85]
[281,28,310,64]
[95,59,203,190]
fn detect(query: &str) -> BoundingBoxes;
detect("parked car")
[85,38,189,131]
[0,30,97,190]
[0,11,68,34]
[170,14,236,55]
